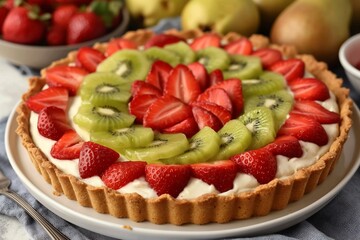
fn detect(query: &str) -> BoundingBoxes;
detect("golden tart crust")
[16,29,353,225]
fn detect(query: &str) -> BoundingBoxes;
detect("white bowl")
[0,8,129,69]
[339,33,360,93]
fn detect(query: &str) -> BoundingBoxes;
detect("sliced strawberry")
[192,106,222,131]
[145,164,191,198]
[187,62,209,91]
[268,58,305,82]
[79,141,119,178]
[197,88,232,113]
[145,60,173,91]
[50,129,84,160]
[277,113,329,146]
[76,47,105,73]
[46,65,89,96]
[224,38,253,55]
[231,148,277,184]
[190,160,237,192]
[163,116,199,138]
[144,33,184,49]
[191,101,231,125]
[264,135,303,158]
[164,64,201,104]
[105,37,137,56]
[289,78,330,101]
[143,95,193,130]
[101,161,147,190]
[26,87,69,113]
[37,106,71,140]
[190,33,221,51]
[209,69,224,86]
[128,94,158,123]
[292,100,340,124]
[131,80,162,97]
[251,48,282,69]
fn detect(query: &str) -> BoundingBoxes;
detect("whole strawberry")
[0,6,9,34]
[2,6,46,44]
[52,4,78,29]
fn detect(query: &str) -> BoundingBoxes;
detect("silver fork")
[0,170,70,240]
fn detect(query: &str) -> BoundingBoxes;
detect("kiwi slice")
[97,49,151,82]
[80,72,132,106]
[244,90,294,129]
[242,71,286,98]
[144,47,181,67]
[162,127,221,165]
[213,119,252,160]
[122,133,189,163]
[239,107,276,150]
[196,47,231,72]
[223,55,262,80]
[90,125,155,153]
[73,102,135,132]
[164,41,196,64]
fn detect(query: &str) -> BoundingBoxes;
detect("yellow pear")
[270,0,352,65]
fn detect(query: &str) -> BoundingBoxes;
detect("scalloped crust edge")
[15,29,353,225]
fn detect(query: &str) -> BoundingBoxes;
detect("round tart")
[16,29,353,225]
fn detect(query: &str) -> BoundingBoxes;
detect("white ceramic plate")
[5,104,360,240]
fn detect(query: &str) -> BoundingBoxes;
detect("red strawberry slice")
[164,64,201,104]
[277,113,329,146]
[145,164,191,198]
[231,148,277,184]
[190,33,221,50]
[46,65,89,96]
[191,101,231,125]
[76,47,105,73]
[145,60,173,91]
[50,129,84,160]
[224,38,253,55]
[190,160,237,192]
[197,88,233,113]
[209,69,224,86]
[105,37,137,56]
[264,135,303,158]
[128,94,159,123]
[26,87,69,113]
[292,100,340,124]
[251,48,282,69]
[163,116,199,138]
[144,33,184,49]
[101,161,147,190]
[192,106,222,131]
[187,62,209,91]
[79,141,119,178]
[37,106,71,141]
[143,95,193,130]
[268,58,305,82]
[131,80,162,97]
[289,78,330,101]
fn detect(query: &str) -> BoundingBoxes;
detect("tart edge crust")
[15,29,353,225]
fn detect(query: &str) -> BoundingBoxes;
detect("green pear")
[126,0,189,27]
[270,0,352,65]
[181,0,260,36]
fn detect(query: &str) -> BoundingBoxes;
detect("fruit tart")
[16,29,353,225]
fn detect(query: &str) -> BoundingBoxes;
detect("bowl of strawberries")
[0,0,129,69]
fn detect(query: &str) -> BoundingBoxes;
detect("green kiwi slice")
[90,125,155,153]
[223,55,262,80]
[242,71,286,98]
[73,102,135,132]
[213,119,252,160]
[164,41,196,64]
[162,127,221,165]
[196,47,231,72]
[122,133,189,163]
[144,47,181,67]
[238,107,276,150]
[80,72,132,106]
[97,49,151,82]
[244,90,294,130]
